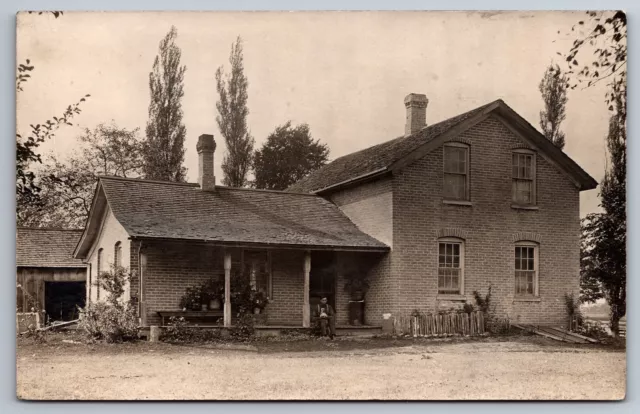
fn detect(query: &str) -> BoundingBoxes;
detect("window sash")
[438,242,462,294]
[444,146,468,200]
[512,152,535,204]
[514,245,538,296]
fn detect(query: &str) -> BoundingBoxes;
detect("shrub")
[230,312,255,341]
[462,303,475,313]
[575,320,609,340]
[78,302,138,343]
[77,265,138,343]
[564,292,584,330]
[160,316,222,343]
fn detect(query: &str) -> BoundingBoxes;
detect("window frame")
[514,241,539,297]
[511,149,537,206]
[437,237,465,295]
[442,142,470,202]
[96,248,103,300]
[114,241,122,268]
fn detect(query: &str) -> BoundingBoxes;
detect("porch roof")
[83,176,389,254]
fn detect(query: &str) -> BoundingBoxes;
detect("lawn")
[16,333,626,400]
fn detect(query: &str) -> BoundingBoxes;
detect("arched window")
[114,242,122,268]
[97,248,103,300]
[514,241,539,296]
[437,237,465,295]
[443,142,470,201]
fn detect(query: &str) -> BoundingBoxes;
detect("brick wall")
[391,115,581,325]
[138,241,307,327]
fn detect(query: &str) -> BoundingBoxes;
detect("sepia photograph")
[15,10,626,400]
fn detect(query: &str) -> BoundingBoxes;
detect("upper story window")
[438,238,464,295]
[512,150,536,205]
[114,242,122,267]
[514,242,539,296]
[443,143,469,201]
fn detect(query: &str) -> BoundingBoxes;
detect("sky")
[16,11,611,217]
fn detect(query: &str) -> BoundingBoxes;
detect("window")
[443,143,469,201]
[515,242,538,296]
[512,151,536,205]
[243,250,272,299]
[114,241,122,267]
[97,248,103,300]
[438,239,464,294]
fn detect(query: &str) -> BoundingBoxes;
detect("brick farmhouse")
[73,94,597,329]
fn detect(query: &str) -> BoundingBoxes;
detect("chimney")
[404,93,428,136]
[197,134,216,191]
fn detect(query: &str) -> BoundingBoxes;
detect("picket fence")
[392,310,485,337]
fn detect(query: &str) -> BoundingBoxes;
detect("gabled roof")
[287,99,598,194]
[17,228,86,268]
[74,177,389,259]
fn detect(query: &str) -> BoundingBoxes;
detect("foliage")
[78,302,138,343]
[16,58,90,216]
[178,278,224,310]
[563,292,584,329]
[344,273,370,299]
[538,64,569,149]
[462,302,475,314]
[143,26,187,182]
[229,312,255,341]
[574,320,609,340]
[472,285,492,314]
[77,266,138,342]
[253,121,330,190]
[216,36,255,187]
[160,316,223,343]
[17,123,143,228]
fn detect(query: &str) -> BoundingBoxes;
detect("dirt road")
[16,336,625,400]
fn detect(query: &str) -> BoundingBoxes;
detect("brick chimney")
[197,134,216,191]
[404,93,428,136]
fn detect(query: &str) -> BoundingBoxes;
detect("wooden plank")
[548,327,599,344]
[538,327,589,344]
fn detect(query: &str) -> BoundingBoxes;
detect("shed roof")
[17,228,86,268]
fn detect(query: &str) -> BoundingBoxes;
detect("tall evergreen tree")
[216,36,254,187]
[143,26,187,182]
[253,122,329,190]
[538,64,569,150]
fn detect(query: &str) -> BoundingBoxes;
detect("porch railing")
[392,310,485,337]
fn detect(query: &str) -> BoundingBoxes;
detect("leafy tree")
[253,121,329,190]
[216,36,254,187]
[538,64,569,149]
[566,11,626,335]
[16,59,90,220]
[17,123,143,228]
[143,26,187,182]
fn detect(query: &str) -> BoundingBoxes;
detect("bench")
[157,310,224,326]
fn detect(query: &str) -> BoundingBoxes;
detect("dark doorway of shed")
[44,281,85,324]
[310,251,336,311]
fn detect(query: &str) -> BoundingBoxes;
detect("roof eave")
[130,235,390,253]
[311,167,390,196]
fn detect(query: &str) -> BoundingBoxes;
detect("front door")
[309,251,336,310]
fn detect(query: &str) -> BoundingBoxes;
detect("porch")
[132,239,387,329]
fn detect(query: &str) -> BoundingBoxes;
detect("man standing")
[314,296,336,339]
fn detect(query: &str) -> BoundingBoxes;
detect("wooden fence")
[392,310,485,337]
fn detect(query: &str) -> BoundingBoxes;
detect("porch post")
[303,250,311,328]
[139,251,147,326]
[224,250,232,327]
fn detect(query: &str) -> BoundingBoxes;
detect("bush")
[564,292,584,330]
[78,265,138,343]
[575,320,609,340]
[230,312,255,341]
[160,316,223,343]
[78,302,138,343]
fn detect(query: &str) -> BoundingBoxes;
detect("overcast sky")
[16,11,610,216]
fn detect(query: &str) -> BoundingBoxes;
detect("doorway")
[44,281,86,324]
[309,251,336,310]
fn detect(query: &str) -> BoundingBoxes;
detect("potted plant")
[179,285,203,311]
[344,274,370,301]
[202,279,224,310]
